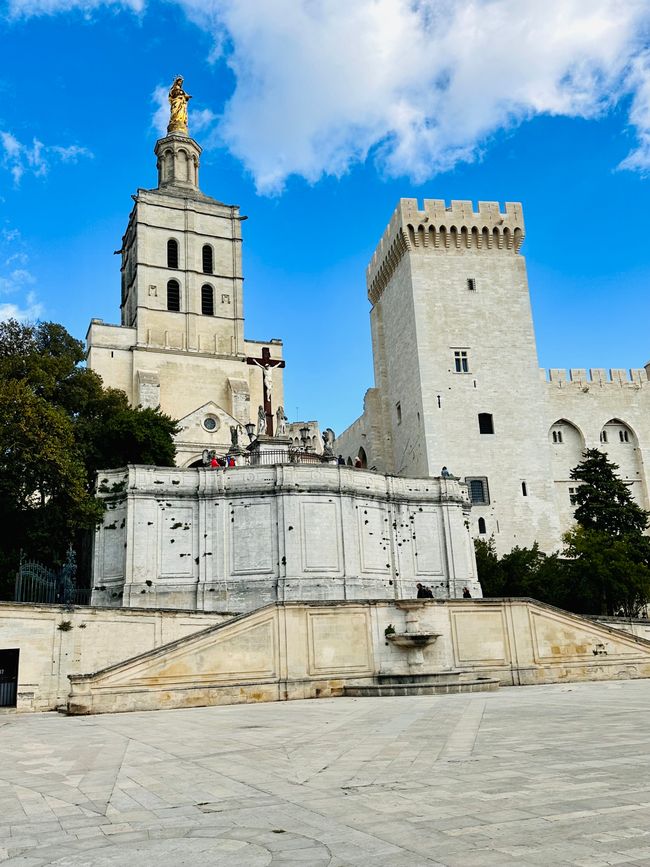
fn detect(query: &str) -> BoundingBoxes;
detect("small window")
[552,429,563,444]
[569,486,578,506]
[521,481,528,497]
[167,279,180,312]
[619,429,630,443]
[167,239,179,269]
[467,278,476,291]
[454,350,469,373]
[600,430,608,443]
[478,413,494,434]
[466,476,490,505]
[477,517,487,534]
[202,245,213,274]
[201,285,214,316]
[396,402,402,424]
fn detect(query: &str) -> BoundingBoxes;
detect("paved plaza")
[2,682,650,865]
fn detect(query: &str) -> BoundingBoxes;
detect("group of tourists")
[416,582,472,599]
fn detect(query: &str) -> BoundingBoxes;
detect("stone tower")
[338,198,562,552]
[86,84,284,466]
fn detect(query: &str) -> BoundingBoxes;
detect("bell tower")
[86,77,285,465]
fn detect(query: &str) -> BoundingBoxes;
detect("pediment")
[175,402,241,445]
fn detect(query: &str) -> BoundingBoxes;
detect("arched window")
[202,245,213,274]
[478,517,487,534]
[201,284,214,316]
[167,239,179,269]
[357,447,368,468]
[167,279,180,312]
[478,413,494,434]
[346,457,353,466]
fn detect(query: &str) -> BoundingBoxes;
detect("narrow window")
[201,285,214,316]
[167,279,180,312]
[521,481,528,497]
[478,413,494,434]
[396,402,402,424]
[600,430,608,443]
[466,477,490,505]
[467,278,476,291]
[552,429,563,444]
[569,486,578,506]
[453,350,469,373]
[202,245,213,274]
[167,239,179,269]
[437,395,441,408]
[619,429,630,443]
[477,517,487,534]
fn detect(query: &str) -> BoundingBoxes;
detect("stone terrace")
[2,682,650,865]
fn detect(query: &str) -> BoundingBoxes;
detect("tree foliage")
[476,448,650,616]
[0,319,178,596]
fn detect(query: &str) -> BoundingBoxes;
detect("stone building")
[336,198,650,554]
[86,105,286,467]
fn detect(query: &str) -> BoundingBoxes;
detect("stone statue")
[276,406,287,436]
[168,76,192,135]
[257,404,266,435]
[230,425,239,448]
[322,428,336,457]
[251,359,274,400]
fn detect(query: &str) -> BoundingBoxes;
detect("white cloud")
[0,292,43,322]
[7,0,650,192]
[202,0,650,192]
[7,0,143,16]
[0,131,92,184]
[0,230,42,322]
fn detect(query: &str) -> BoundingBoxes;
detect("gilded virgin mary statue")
[168,76,192,135]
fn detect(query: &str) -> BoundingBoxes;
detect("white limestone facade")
[336,198,650,554]
[91,464,481,613]
[86,129,285,467]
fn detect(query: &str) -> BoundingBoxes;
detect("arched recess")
[357,447,368,468]
[600,419,644,504]
[346,457,353,466]
[549,419,585,527]
[477,517,487,535]
[549,419,584,479]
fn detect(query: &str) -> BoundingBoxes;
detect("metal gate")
[0,649,19,708]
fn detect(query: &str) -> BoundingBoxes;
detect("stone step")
[377,670,486,686]
[344,677,499,697]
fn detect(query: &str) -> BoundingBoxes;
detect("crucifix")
[246,346,286,435]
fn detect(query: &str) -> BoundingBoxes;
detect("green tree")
[563,448,650,615]
[475,537,568,605]
[0,319,178,597]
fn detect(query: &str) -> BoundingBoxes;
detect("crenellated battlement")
[541,368,650,387]
[367,198,525,304]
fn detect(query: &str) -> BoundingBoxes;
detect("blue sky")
[2,0,650,433]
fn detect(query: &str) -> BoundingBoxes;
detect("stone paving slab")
[2,682,650,864]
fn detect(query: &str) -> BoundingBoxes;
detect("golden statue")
[168,76,192,135]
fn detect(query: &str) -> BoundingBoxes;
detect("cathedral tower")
[87,79,284,466]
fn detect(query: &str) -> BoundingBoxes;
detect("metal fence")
[14,549,91,606]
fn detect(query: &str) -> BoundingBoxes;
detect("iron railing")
[14,548,91,606]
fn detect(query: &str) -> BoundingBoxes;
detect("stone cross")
[246,346,285,435]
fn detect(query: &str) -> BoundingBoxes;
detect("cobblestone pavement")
[2,682,650,865]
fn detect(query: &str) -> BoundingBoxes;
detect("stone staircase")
[344,670,500,698]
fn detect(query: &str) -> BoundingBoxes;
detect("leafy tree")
[475,537,568,605]
[570,448,649,537]
[563,448,650,615]
[0,319,178,597]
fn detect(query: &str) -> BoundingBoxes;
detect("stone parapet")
[367,198,525,304]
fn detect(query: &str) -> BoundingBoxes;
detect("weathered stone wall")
[0,603,232,712]
[91,464,481,612]
[64,598,650,715]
